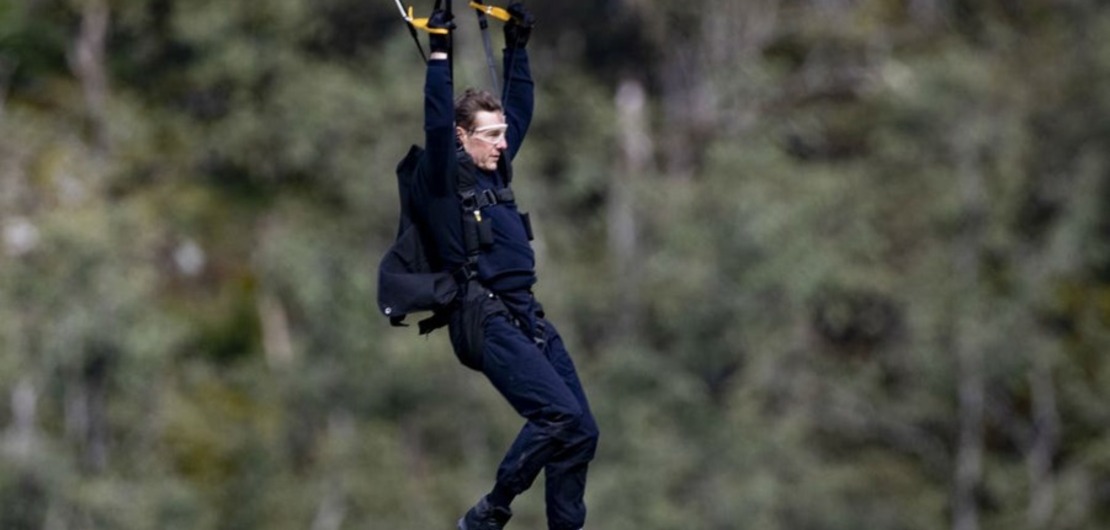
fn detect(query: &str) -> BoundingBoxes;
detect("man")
[409,5,599,530]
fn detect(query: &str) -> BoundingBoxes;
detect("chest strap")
[460,187,515,210]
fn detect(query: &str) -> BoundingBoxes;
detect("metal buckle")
[460,190,478,210]
[481,189,498,207]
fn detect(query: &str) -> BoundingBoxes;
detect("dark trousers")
[464,301,599,530]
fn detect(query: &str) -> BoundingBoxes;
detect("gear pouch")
[449,281,507,371]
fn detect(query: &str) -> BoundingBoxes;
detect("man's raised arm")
[423,11,457,196]
[502,3,535,161]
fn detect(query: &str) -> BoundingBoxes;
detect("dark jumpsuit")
[410,51,599,530]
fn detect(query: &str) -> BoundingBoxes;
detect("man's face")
[457,110,508,171]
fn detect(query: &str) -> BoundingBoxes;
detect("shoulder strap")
[395,145,424,231]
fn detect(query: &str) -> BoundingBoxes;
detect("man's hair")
[454,88,503,131]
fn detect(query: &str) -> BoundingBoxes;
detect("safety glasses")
[468,123,508,145]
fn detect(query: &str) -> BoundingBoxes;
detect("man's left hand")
[503,3,535,49]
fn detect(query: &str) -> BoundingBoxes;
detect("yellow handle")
[407,6,450,34]
[468,1,511,22]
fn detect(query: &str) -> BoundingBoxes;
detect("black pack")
[377,144,529,335]
[377,145,460,333]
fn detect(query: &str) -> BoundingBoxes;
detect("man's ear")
[455,126,467,143]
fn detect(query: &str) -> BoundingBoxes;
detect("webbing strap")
[392,0,428,61]
[472,0,502,94]
[461,187,515,210]
[531,317,547,349]
[416,260,476,334]
[406,22,428,62]
[445,0,454,78]
[418,309,452,334]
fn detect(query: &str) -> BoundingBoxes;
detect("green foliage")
[2,0,1110,529]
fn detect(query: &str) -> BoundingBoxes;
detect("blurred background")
[2,0,1110,529]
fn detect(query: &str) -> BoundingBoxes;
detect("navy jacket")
[411,50,537,295]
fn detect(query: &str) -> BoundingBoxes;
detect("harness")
[378,0,537,339]
[457,149,520,252]
[393,0,527,104]
[406,153,531,335]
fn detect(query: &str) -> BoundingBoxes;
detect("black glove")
[427,9,455,54]
[503,3,535,49]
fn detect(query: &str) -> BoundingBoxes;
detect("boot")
[457,496,512,530]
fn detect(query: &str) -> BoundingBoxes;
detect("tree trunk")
[953,338,984,530]
[0,56,16,120]
[258,291,295,368]
[909,0,945,27]
[610,78,650,339]
[6,377,38,460]
[312,412,353,530]
[952,140,985,530]
[1027,344,1059,527]
[70,0,111,152]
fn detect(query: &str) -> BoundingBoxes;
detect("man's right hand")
[427,9,455,55]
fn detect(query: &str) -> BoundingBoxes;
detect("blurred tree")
[1,0,1109,529]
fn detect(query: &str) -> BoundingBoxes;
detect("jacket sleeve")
[424,58,457,197]
[502,48,534,161]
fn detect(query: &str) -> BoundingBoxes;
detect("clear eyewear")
[469,123,508,145]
